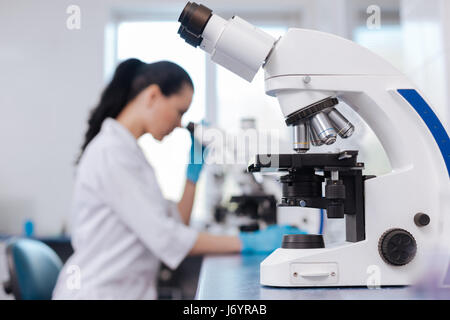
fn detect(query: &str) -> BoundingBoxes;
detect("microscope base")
[260,241,420,287]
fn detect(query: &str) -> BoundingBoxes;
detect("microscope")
[177,2,450,287]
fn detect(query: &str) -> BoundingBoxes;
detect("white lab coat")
[52,118,198,300]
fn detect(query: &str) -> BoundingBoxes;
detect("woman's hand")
[178,132,207,224]
[239,224,306,254]
[188,225,306,256]
[186,132,206,184]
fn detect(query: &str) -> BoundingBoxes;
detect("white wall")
[0,0,108,235]
[401,0,450,131]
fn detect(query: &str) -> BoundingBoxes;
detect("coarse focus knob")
[378,229,417,266]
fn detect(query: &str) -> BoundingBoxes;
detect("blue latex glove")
[186,132,206,184]
[239,224,306,254]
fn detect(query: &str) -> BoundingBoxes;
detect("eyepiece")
[178,2,213,47]
[177,2,276,81]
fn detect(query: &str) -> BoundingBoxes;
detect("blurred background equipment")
[194,117,321,235]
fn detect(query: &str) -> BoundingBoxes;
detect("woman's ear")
[144,84,162,107]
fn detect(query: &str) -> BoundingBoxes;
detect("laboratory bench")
[195,253,430,300]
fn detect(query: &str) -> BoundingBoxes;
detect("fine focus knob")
[414,213,430,227]
[378,229,417,266]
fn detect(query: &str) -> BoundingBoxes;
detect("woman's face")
[144,83,193,141]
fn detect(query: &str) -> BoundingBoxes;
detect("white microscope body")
[178,2,450,287]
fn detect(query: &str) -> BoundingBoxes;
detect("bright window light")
[353,25,404,72]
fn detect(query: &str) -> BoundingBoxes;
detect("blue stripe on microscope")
[397,89,450,177]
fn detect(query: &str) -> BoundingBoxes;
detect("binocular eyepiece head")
[178,2,212,47]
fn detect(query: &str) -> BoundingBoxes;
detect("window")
[353,25,405,72]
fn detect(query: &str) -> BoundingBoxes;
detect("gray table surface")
[195,254,441,300]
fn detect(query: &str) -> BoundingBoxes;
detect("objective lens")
[308,121,324,146]
[326,108,355,138]
[310,112,337,145]
[292,121,310,153]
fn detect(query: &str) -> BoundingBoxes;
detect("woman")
[52,58,302,299]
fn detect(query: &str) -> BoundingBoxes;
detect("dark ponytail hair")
[77,58,193,163]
